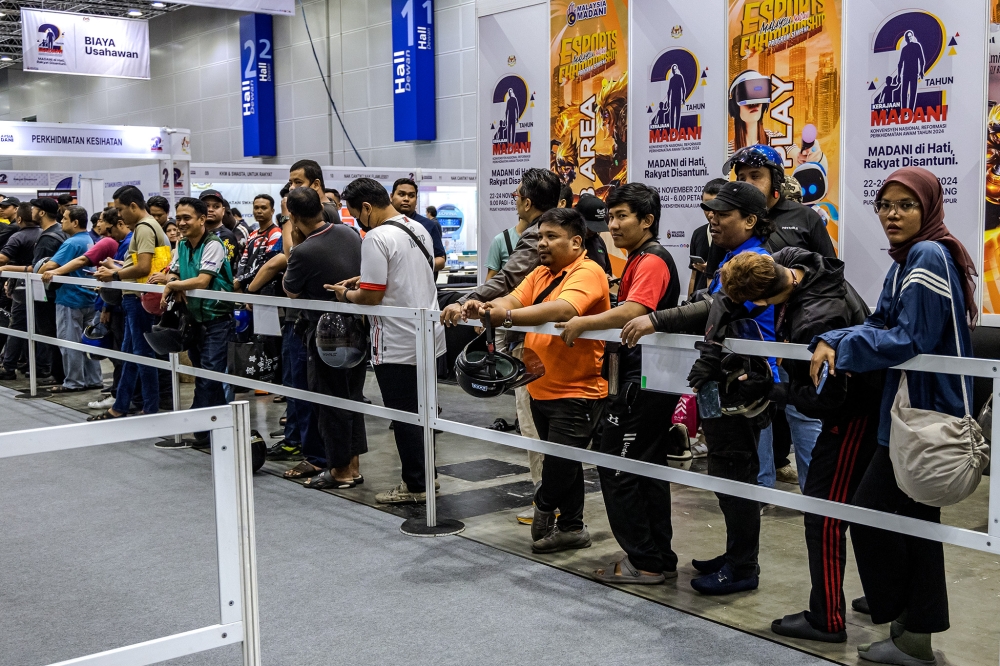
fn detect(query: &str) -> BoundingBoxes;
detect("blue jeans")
[189,317,234,409]
[757,424,776,488]
[281,321,312,448]
[113,296,159,414]
[55,304,102,389]
[785,403,821,491]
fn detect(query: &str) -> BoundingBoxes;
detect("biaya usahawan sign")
[21,8,150,79]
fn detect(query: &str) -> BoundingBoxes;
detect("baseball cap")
[198,189,229,207]
[575,193,609,233]
[700,181,767,217]
[30,197,59,217]
[0,196,20,207]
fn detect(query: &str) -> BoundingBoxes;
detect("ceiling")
[0,1,183,68]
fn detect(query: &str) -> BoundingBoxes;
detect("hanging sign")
[159,0,292,16]
[391,0,436,141]
[632,0,725,289]
[477,2,549,265]
[0,121,190,161]
[239,14,276,157]
[21,8,150,80]
[842,1,988,306]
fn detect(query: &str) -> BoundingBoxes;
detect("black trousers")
[307,346,368,470]
[701,415,763,578]
[771,407,792,468]
[531,397,605,532]
[35,300,64,382]
[598,383,679,573]
[803,412,879,633]
[2,299,26,372]
[373,363,428,493]
[850,445,950,633]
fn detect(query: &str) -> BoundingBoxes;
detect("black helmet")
[719,353,773,418]
[144,297,194,355]
[250,429,266,473]
[316,312,367,368]
[455,317,544,398]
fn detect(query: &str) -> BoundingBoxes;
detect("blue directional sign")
[391,0,436,141]
[239,14,276,157]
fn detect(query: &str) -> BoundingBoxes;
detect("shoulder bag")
[888,242,990,507]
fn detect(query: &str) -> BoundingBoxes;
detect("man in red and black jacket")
[556,182,687,584]
[235,194,282,294]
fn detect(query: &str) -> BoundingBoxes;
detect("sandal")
[87,410,126,422]
[282,460,322,479]
[304,470,356,490]
[47,385,87,394]
[353,474,364,485]
[593,555,666,585]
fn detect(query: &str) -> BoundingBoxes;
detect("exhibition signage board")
[160,0,293,16]
[631,0,725,290]
[478,1,549,260]
[391,0,437,141]
[727,0,842,250]
[0,171,75,188]
[21,8,150,80]
[0,121,191,161]
[842,0,988,306]
[550,0,629,196]
[239,14,277,158]
[190,165,290,182]
[983,2,1000,316]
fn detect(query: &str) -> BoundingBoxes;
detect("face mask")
[356,207,372,233]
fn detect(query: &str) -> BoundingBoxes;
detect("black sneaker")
[265,439,302,461]
[155,439,192,450]
[190,437,211,450]
[0,369,16,380]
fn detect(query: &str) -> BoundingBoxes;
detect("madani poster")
[842,1,987,306]
[630,0,725,290]
[550,0,629,198]
[727,0,841,249]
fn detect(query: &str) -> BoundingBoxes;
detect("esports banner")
[842,1,988,306]
[983,1,1000,316]
[727,0,841,250]
[478,1,549,276]
[631,0,725,290]
[550,0,629,197]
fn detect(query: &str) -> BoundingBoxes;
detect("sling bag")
[503,229,514,256]
[385,220,433,269]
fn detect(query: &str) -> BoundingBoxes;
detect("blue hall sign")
[239,14,276,157]
[391,0,436,141]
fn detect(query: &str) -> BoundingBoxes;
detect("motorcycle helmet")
[722,144,786,188]
[455,317,544,398]
[250,429,266,473]
[0,307,10,330]
[141,290,165,316]
[82,321,110,347]
[316,312,367,368]
[144,298,194,355]
[719,353,773,418]
[234,308,251,334]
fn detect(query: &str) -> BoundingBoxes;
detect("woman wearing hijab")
[810,167,976,665]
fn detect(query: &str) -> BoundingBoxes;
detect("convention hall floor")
[2,366,996,665]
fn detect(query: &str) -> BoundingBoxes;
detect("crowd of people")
[0,147,978,665]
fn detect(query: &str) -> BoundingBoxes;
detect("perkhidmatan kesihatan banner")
[842,1,988,307]
[21,9,150,79]
[477,1,550,278]
[550,0,629,198]
[727,0,841,250]
[630,0,725,291]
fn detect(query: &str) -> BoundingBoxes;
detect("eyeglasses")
[511,191,522,201]
[874,199,920,215]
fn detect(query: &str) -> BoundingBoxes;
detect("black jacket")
[766,198,836,258]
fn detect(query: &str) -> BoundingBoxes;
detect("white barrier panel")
[0,405,260,666]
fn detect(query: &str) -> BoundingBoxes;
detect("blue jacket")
[815,241,972,447]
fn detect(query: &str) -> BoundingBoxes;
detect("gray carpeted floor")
[0,389,834,666]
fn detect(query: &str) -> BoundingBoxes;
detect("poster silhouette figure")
[499,88,520,144]
[664,64,687,129]
[897,30,925,111]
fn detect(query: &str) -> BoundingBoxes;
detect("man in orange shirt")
[466,207,609,554]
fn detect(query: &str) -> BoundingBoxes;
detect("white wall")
[0,0,477,171]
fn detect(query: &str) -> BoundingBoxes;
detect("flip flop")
[47,385,87,394]
[858,638,936,665]
[304,470,356,490]
[87,410,126,422]
[592,555,666,585]
[353,474,364,485]
[282,460,323,479]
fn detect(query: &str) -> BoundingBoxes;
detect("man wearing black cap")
[575,194,613,276]
[622,181,778,596]
[199,189,239,272]
[0,197,21,250]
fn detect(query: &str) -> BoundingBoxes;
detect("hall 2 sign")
[239,14,276,157]
[391,0,436,141]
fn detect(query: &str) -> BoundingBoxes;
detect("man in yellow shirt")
[466,207,609,553]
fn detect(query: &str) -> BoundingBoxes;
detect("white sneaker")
[88,395,115,409]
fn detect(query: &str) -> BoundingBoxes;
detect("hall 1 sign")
[391,0,436,141]
[239,13,276,157]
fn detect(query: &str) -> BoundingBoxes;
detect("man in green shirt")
[151,197,235,446]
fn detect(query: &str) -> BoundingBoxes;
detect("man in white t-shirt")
[328,177,446,505]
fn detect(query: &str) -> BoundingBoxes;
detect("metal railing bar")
[46,622,243,666]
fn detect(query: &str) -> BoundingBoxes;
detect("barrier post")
[230,401,261,666]
[399,309,464,537]
[991,376,1000,538]
[24,273,37,397]
[171,352,182,445]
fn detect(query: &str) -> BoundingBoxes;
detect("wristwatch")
[503,309,513,328]
[112,270,120,282]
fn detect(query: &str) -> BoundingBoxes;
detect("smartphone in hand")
[816,361,830,395]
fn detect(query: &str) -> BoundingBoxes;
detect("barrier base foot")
[400,517,465,537]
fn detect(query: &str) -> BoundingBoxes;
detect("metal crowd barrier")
[3,270,1000,555]
[0,403,261,666]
